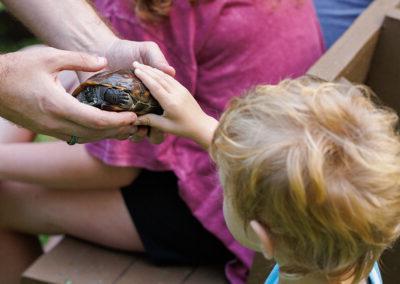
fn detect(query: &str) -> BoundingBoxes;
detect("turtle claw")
[117,93,133,109]
[100,102,116,111]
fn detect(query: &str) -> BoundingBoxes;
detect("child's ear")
[250,220,274,260]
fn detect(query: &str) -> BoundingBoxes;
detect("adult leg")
[0,119,39,283]
[0,45,129,283]
[0,142,142,283]
[0,181,144,283]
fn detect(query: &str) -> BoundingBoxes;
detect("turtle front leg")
[100,102,118,111]
[103,89,133,111]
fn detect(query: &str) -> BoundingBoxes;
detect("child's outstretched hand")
[133,62,218,149]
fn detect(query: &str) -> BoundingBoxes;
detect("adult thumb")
[141,42,176,77]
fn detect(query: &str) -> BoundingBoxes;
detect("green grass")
[34,135,57,143]
[0,37,40,53]
[39,235,49,246]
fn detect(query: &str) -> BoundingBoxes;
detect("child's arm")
[133,62,218,149]
[0,143,138,189]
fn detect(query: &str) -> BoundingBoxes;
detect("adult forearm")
[2,0,115,55]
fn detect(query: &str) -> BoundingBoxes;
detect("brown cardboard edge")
[308,0,400,81]
[386,6,400,20]
[21,275,55,284]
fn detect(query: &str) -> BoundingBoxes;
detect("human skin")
[0,120,143,284]
[1,0,174,142]
[0,54,149,284]
[132,62,218,149]
[132,62,369,284]
[0,47,139,142]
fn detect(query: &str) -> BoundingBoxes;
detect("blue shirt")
[313,0,372,47]
[265,262,382,284]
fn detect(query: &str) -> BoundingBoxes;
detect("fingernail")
[128,113,137,122]
[133,61,140,67]
[97,57,107,65]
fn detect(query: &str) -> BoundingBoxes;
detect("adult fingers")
[140,41,176,77]
[47,48,107,73]
[129,126,148,142]
[40,119,139,144]
[55,125,138,144]
[61,94,137,130]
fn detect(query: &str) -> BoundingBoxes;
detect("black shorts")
[120,170,234,265]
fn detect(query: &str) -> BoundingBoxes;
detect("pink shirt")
[87,1,324,283]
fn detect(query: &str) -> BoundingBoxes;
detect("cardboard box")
[308,0,400,112]
[22,237,227,284]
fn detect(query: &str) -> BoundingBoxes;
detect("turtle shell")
[72,69,163,115]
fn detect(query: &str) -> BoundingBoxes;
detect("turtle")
[72,69,163,115]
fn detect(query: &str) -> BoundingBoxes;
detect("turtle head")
[79,86,103,107]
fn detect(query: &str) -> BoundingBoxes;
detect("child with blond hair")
[133,62,400,284]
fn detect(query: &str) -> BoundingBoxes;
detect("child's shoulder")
[369,263,383,284]
[264,263,382,284]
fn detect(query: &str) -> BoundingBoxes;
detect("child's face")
[223,196,261,252]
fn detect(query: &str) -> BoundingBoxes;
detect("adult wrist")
[74,30,117,57]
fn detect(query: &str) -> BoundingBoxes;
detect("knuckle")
[95,114,122,129]
[144,41,159,50]
[154,86,164,94]
[92,118,109,129]
[139,117,151,127]
[166,101,179,111]
[37,94,57,114]
[116,133,129,140]
[39,46,55,57]
[40,120,59,133]
[43,54,59,67]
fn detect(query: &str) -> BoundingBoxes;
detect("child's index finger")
[134,62,174,92]
[134,68,170,107]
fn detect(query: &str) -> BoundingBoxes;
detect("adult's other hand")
[105,38,175,76]
[0,47,138,143]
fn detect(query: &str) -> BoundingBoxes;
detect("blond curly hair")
[211,76,400,282]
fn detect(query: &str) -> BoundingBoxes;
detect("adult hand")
[101,38,176,143]
[0,47,138,143]
[105,38,176,76]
